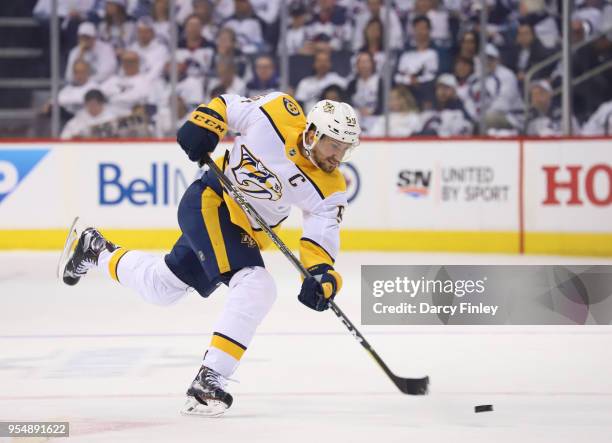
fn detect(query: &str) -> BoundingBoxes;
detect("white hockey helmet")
[302,99,361,162]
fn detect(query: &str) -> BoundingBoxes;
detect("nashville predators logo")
[231,145,282,201]
[240,233,257,248]
[323,101,335,113]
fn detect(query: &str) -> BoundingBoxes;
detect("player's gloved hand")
[298,264,343,312]
[177,106,228,162]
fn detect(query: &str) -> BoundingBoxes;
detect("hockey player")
[59,92,361,416]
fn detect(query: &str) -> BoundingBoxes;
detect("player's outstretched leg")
[59,218,192,306]
[181,366,233,417]
[59,219,117,286]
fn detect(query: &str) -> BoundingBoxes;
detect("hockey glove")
[177,106,228,162]
[298,264,343,312]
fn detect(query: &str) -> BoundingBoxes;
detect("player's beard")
[312,148,338,173]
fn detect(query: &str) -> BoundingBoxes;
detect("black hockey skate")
[181,366,233,417]
[58,217,117,286]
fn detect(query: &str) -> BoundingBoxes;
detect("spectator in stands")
[177,14,215,78]
[213,27,249,78]
[352,0,403,51]
[128,0,155,18]
[129,16,169,80]
[468,0,514,48]
[551,27,612,123]
[33,0,95,23]
[212,0,235,22]
[511,21,555,86]
[405,0,450,47]
[176,0,234,23]
[305,0,352,52]
[100,50,150,114]
[61,89,119,139]
[571,16,589,44]
[368,85,422,136]
[518,0,559,49]
[205,58,247,101]
[572,0,604,37]
[152,0,172,44]
[249,0,282,50]
[525,80,580,136]
[419,74,473,136]
[58,60,99,115]
[98,0,136,50]
[582,99,612,135]
[175,0,221,40]
[283,1,309,55]
[453,56,476,116]
[466,44,523,132]
[192,0,220,43]
[394,15,439,106]
[294,49,347,111]
[393,0,413,25]
[93,0,142,20]
[320,84,346,102]
[456,30,481,75]
[250,0,282,27]
[246,55,280,97]
[346,52,383,121]
[223,0,266,55]
[353,18,387,75]
[65,22,117,84]
[147,60,205,116]
[33,0,96,61]
[175,0,197,24]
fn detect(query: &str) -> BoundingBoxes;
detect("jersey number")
[336,206,345,223]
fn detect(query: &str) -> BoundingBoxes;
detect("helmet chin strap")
[308,153,322,169]
[302,129,323,170]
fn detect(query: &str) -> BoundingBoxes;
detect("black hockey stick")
[202,155,429,395]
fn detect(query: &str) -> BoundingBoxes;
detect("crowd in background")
[31,0,612,139]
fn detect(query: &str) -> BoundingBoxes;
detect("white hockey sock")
[99,249,189,306]
[203,266,277,378]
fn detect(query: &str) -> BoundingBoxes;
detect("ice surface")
[1,251,612,443]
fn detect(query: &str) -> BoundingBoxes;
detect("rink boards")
[0,138,611,255]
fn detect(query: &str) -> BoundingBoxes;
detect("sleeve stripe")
[294,164,325,200]
[202,97,228,122]
[213,331,246,350]
[109,248,130,282]
[210,332,246,360]
[259,106,286,144]
[300,237,335,264]
[218,95,227,106]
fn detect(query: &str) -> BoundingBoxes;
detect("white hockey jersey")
[193,92,348,269]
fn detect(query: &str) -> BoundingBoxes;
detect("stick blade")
[394,375,429,395]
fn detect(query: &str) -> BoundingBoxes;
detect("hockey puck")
[474,405,493,413]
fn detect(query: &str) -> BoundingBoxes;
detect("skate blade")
[56,216,81,280]
[180,397,228,417]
